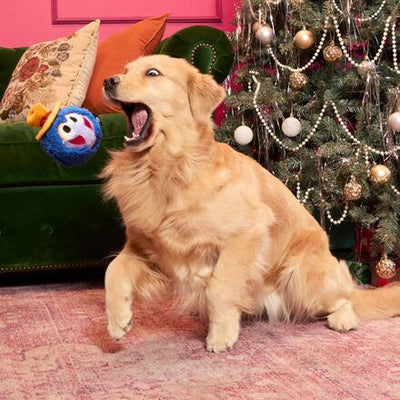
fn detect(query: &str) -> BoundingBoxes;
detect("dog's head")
[103,54,225,152]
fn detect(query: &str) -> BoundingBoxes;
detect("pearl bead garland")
[331,101,400,156]
[252,10,398,74]
[248,76,400,158]
[391,22,400,75]
[391,185,400,196]
[248,79,400,215]
[266,18,329,73]
[331,0,387,22]
[249,72,328,152]
[326,203,349,225]
[241,6,400,227]
[296,180,314,205]
[332,15,392,69]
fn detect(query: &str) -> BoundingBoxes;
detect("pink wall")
[0,0,235,48]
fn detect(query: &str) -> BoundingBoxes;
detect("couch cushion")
[0,47,27,100]
[83,14,168,115]
[0,20,99,123]
[0,113,125,187]
[0,183,125,272]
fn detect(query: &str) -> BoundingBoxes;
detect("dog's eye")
[145,68,160,77]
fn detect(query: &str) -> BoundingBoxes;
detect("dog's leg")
[206,281,241,353]
[205,233,261,353]
[278,253,359,331]
[105,248,154,340]
[324,261,359,332]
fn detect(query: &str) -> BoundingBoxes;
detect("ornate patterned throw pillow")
[0,20,99,123]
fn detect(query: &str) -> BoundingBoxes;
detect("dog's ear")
[187,70,226,122]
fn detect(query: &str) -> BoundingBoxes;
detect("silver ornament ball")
[255,25,274,45]
[281,117,302,137]
[388,111,400,132]
[234,125,254,145]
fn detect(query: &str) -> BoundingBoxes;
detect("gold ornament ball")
[369,164,391,185]
[323,42,343,62]
[375,255,397,280]
[252,22,261,33]
[294,29,315,50]
[343,177,362,201]
[289,71,309,89]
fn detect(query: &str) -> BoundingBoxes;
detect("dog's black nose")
[103,76,121,92]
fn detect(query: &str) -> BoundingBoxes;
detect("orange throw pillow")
[83,14,168,114]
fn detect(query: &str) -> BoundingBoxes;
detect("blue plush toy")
[27,102,102,167]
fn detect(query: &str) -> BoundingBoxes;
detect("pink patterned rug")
[1,281,399,400]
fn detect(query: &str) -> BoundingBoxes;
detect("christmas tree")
[217,0,400,279]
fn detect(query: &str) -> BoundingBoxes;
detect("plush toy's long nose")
[103,76,121,93]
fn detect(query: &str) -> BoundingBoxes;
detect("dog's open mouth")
[121,102,152,146]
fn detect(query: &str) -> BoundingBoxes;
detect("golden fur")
[101,55,400,352]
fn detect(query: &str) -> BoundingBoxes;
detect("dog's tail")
[352,283,400,319]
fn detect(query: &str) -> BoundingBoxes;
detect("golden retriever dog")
[101,54,400,352]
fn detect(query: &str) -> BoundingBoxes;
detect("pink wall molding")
[0,0,234,47]
[51,0,223,24]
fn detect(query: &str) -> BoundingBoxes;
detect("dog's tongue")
[131,105,148,134]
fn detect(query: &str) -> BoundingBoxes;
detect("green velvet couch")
[0,26,234,274]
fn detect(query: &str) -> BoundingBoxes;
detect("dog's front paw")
[206,336,237,353]
[206,324,239,353]
[105,259,135,340]
[106,306,132,340]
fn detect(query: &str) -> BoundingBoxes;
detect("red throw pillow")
[83,14,168,114]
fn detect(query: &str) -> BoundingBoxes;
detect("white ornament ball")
[234,125,254,145]
[388,111,400,132]
[281,117,302,137]
[255,25,274,45]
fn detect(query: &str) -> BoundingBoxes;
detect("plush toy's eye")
[58,122,74,140]
[145,68,160,77]
[65,113,82,124]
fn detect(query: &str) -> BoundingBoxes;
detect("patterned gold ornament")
[375,254,397,280]
[323,42,343,62]
[289,71,308,89]
[357,59,376,76]
[369,164,391,185]
[294,29,315,50]
[343,176,362,201]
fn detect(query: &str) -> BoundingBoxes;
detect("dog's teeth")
[124,132,140,142]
